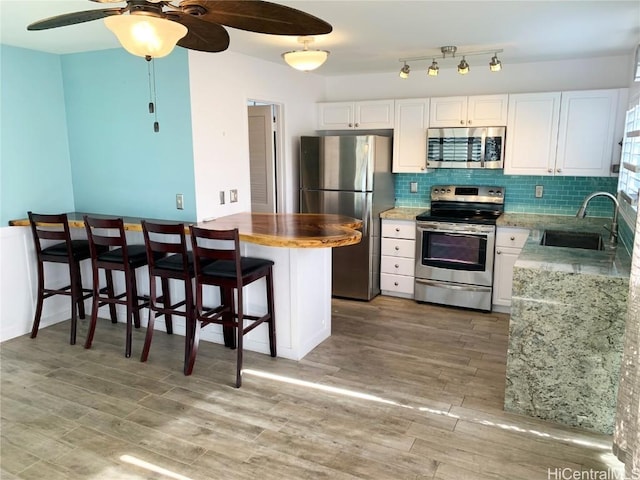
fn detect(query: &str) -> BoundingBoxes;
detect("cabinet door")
[467,94,509,126]
[317,102,355,129]
[392,98,429,173]
[429,96,468,127]
[355,100,394,129]
[556,89,618,177]
[504,92,561,175]
[492,246,521,307]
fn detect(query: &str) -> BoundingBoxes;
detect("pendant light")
[282,37,330,72]
[399,62,410,79]
[398,46,504,79]
[489,53,503,72]
[427,60,439,76]
[457,57,469,75]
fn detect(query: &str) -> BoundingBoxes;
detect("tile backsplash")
[395,170,618,217]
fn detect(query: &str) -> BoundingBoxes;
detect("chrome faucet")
[576,191,619,245]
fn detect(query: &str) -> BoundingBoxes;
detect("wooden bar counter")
[9,212,362,361]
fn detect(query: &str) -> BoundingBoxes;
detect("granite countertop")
[498,213,631,279]
[380,209,632,278]
[380,207,426,220]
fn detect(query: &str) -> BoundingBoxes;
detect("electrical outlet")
[230,189,238,203]
[535,185,544,198]
[176,193,184,210]
[410,182,418,193]
[219,191,225,204]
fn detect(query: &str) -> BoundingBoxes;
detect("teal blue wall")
[0,45,75,225]
[395,171,618,217]
[62,48,196,221]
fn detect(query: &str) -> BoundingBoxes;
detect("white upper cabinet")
[429,94,508,127]
[392,98,429,173]
[504,92,561,175]
[317,100,394,130]
[505,89,623,176]
[555,89,620,177]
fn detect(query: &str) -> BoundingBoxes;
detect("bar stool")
[189,226,276,387]
[27,212,94,345]
[140,220,193,373]
[83,215,159,358]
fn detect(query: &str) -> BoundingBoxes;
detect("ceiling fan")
[27,0,333,56]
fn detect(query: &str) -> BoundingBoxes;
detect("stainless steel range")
[415,185,505,312]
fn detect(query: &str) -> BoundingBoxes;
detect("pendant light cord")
[146,55,159,132]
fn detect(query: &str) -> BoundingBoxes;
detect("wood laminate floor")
[1,296,623,479]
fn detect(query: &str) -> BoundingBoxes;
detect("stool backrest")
[141,221,190,273]
[189,226,242,280]
[27,211,73,260]
[83,215,129,263]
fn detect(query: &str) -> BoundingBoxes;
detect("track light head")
[399,62,410,79]
[427,60,439,76]
[489,54,502,72]
[457,57,469,75]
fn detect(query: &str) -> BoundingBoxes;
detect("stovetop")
[416,185,505,225]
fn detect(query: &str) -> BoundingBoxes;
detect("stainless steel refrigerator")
[299,135,394,300]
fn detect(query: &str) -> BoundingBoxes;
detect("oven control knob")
[496,190,503,196]
[446,189,451,193]
[488,190,494,195]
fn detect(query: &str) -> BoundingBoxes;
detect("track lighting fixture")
[457,57,469,75]
[398,46,504,78]
[399,62,410,79]
[427,60,439,76]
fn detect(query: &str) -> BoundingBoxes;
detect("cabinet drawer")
[381,221,416,239]
[381,273,415,295]
[496,228,529,249]
[381,238,415,257]
[381,256,415,276]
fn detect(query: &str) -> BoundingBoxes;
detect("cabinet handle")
[348,123,353,127]
[496,250,502,255]
[548,168,553,173]
[468,120,472,125]
[395,264,399,268]
[394,282,399,286]
[556,168,562,173]
[395,246,400,251]
[395,227,400,232]
[421,166,426,171]
[460,120,464,125]
[355,123,359,127]
[510,236,515,241]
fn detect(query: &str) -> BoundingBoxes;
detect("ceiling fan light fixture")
[399,62,410,79]
[427,60,439,76]
[489,54,502,72]
[104,14,187,59]
[457,57,469,75]
[282,37,329,71]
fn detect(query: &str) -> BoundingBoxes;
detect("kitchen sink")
[539,230,605,251]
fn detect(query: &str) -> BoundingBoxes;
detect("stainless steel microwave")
[426,127,505,169]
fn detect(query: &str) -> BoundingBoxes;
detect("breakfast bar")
[10,212,362,361]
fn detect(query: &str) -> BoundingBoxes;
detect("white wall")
[322,54,632,101]
[188,51,326,219]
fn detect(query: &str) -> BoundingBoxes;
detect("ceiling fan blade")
[179,0,332,35]
[27,8,123,31]
[168,12,230,52]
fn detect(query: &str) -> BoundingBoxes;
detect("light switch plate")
[230,189,238,203]
[219,191,225,204]
[535,185,544,198]
[410,182,418,193]
[176,193,184,210]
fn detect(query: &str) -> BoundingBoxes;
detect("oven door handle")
[417,227,491,237]
[415,278,491,292]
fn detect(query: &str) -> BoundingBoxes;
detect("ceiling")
[1,0,639,76]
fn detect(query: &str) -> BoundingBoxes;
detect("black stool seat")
[28,212,93,345]
[202,257,274,279]
[98,245,157,268]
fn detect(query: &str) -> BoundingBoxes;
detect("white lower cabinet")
[380,219,416,298]
[492,227,530,311]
